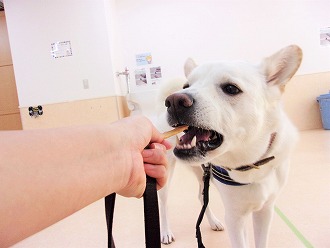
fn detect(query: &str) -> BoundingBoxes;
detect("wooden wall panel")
[283,71,330,131]
[0,12,22,130]
[0,113,22,130]
[20,96,130,130]
[0,65,21,130]
[0,12,12,66]
[0,66,20,112]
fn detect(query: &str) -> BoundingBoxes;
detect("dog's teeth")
[175,144,183,149]
[176,135,180,145]
[183,144,191,149]
[191,136,197,147]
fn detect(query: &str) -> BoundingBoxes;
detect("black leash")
[104,176,161,248]
[195,164,211,248]
[143,176,161,248]
[104,193,116,248]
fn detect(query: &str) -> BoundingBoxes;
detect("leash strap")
[143,176,161,248]
[195,164,211,248]
[105,193,116,248]
[104,176,161,248]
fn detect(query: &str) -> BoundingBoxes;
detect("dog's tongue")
[179,127,212,146]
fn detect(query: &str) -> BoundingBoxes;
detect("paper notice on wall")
[320,27,330,46]
[51,41,73,58]
[133,52,163,88]
[136,52,152,66]
[134,66,163,87]
[135,69,147,86]
[150,66,162,85]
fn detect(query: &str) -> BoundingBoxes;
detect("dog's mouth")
[173,125,223,160]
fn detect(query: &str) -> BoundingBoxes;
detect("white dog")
[156,45,302,248]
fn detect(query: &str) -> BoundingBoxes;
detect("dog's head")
[165,45,302,166]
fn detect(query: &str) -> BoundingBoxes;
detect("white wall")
[4,0,330,107]
[5,0,118,107]
[116,0,330,93]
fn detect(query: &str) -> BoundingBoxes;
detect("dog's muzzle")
[165,93,223,160]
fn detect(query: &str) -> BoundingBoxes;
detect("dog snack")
[162,125,188,139]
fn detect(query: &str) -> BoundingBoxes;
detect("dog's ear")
[184,58,197,78]
[261,45,302,89]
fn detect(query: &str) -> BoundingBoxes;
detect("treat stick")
[162,125,189,139]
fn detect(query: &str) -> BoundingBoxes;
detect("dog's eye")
[221,84,242,95]
[183,83,190,89]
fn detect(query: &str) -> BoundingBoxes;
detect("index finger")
[149,126,172,150]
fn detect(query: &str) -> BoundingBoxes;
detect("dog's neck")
[223,132,277,171]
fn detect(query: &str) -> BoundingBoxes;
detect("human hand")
[142,142,169,190]
[109,116,171,198]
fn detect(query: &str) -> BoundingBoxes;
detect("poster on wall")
[134,52,163,88]
[51,41,73,59]
[320,27,330,46]
[134,69,147,86]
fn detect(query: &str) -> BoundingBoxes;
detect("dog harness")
[221,133,277,171]
[211,133,277,185]
[211,154,276,186]
[211,165,249,186]
[212,154,276,187]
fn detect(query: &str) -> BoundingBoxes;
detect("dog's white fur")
[156,45,303,247]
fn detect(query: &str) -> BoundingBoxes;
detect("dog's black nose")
[165,93,194,110]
